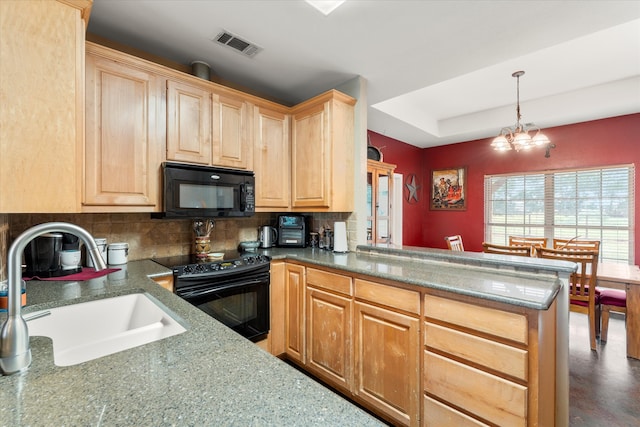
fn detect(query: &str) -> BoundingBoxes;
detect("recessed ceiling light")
[305,0,346,16]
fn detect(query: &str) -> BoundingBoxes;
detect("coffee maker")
[23,232,82,278]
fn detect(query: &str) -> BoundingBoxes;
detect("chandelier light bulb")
[532,132,550,146]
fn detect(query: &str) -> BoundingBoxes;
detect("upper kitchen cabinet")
[254,104,291,210]
[166,79,212,165]
[212,92,252,170]
[167,78,252,170]
[0,0,91,213]
[290,90,356,212]
[84,43,165,211]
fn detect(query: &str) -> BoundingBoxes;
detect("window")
[484,165,635,264]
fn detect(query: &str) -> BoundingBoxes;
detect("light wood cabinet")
[267,261,557,426]
[212,92,252,170]
[290,90,356,212]
[0,0,91,212]
[166,79,252,170]
[151,274,174,292]
[253,105,291,210]
[84,43,164,211]
[305,268,353,393]
[354,278,421,427]
[284,263,306,363]
[166,79,212,165]
[423,293,555,427]
[367,160,396,244]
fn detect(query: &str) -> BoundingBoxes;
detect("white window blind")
[484,165,635,264]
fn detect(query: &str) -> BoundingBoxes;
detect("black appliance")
[153,252,270,342]
[277,214,309,248]
[154,162,255,219]
[23,232,82,278]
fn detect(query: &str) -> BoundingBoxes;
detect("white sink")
[27,293,187,366]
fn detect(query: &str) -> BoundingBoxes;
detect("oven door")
[176,272,270,342]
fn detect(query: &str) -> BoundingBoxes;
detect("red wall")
[369,113,640,263]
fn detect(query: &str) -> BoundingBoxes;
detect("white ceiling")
[87,1,640,148]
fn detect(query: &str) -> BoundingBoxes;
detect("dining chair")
[537,247,600,351]
[482,242,531,257]
[598,288,627,342]
[553,238,600,253]
[444,235,464,251]
[508,236,548,256]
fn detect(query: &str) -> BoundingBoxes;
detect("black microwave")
[156,162,255,218]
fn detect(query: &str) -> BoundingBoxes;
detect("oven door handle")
[177,277,267,299]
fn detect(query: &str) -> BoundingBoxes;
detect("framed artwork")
[430,167,467,210]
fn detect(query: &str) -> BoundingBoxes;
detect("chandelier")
[491,71,555,157]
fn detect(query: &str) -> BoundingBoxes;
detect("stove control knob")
[211,263,221,271]
[183,265,194,274]
[245,256,255,264]
[195,264,207,273]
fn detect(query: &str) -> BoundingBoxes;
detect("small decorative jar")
[194,237,211,258]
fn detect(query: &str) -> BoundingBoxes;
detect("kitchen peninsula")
[0,246,572,426]
[262,245,573,427]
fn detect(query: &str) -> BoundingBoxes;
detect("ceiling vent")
[214,30,262,58]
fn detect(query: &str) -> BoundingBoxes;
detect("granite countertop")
[261,244,574,310]
[0,261,384,426]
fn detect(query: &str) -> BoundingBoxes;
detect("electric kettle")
[258,226,278,248]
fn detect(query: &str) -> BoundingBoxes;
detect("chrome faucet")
[0,222,107,375]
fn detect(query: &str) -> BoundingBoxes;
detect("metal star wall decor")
[405,174,420,203]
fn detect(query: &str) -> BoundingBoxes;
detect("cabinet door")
[354,301,420,427]
[0,0,89,212]
[269,261,286,356]
[306,286,352,393]
[254,106,291,210]
[291,101,329,208]
[290,90,355,212]
[85,49,162,209]
[166,79,211,165]
[212,92,251,169]
[284,263,306,363]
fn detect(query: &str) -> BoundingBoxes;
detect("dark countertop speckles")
[0,261,383,426]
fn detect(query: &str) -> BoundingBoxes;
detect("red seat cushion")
[597,288,627,307]
[570,299,591,307]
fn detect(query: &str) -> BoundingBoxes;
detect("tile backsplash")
[2,212,354,274]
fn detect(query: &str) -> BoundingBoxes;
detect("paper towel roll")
[333,221,348,253]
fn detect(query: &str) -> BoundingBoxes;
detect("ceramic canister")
[107,242,129,265]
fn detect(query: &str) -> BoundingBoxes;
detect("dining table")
[596,262,640,359]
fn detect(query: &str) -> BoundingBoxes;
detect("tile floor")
[569,312,640,426]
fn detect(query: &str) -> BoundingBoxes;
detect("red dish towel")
[24,267,121,281]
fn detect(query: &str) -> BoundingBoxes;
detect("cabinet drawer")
[355,279,420,314]
[425,322,528,381]
[307,268,352,296]
[423,396,490,427]
[424,351,527,427]
[424,295,527,344]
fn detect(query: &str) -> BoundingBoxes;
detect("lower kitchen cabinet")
[305,268,353,393]
[267,262,557,426]
[151,274,174,292]
[354,279,421,427]
[423,293,555,427]
[284,263,306,363]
